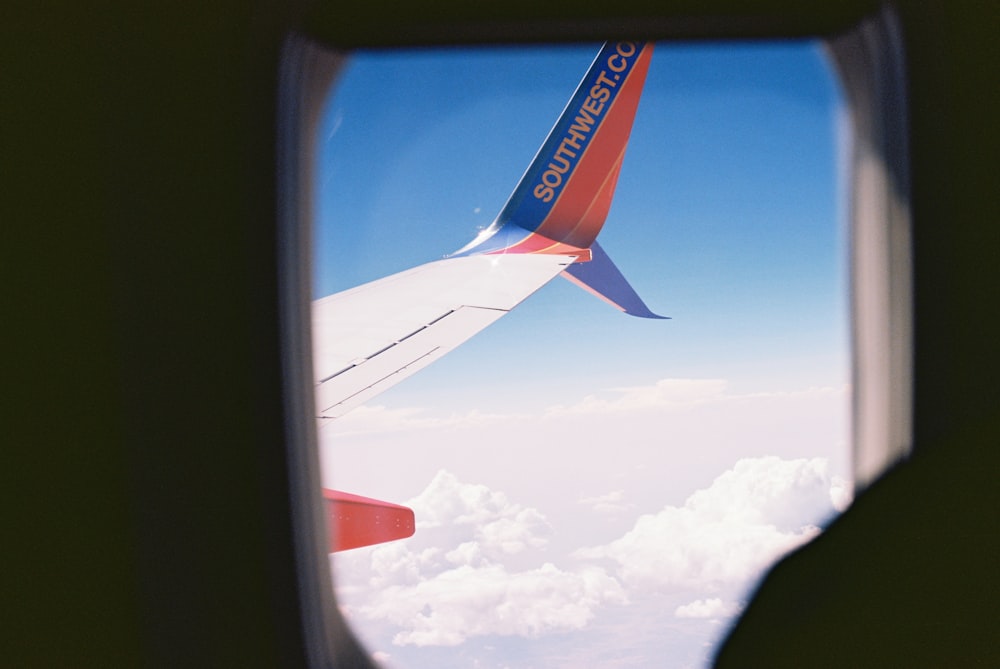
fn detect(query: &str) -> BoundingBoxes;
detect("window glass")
[315,41,849,668]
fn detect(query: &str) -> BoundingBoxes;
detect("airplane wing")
[314,253,577,419]
[316,41,663,549]
[315,40,661,421]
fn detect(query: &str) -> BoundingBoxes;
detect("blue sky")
[315,41,850,669]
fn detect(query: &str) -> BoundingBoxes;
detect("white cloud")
[683,456,839,531]
[575,456,841,591]
[830,475,854,512]
[406,470,551,557]
[335,470,626,647]
[578,489,634,514]
[320,380,851,508]
[363,563,625,647]
[323,403,524,437]
[545,378,730,417]
[325,381,851,662]
[324,379,847,440]
[366,542,442,588]
[335,458,845,651]
[674,597,743,619]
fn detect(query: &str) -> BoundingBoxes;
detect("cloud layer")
[324,377,850,667]
[577,456,844,590]
[333,455,850,653]
[338,470,625,647]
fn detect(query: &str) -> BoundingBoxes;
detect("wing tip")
[563,241,667,320]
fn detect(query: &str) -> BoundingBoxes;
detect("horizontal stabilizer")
[562,241,667,318]
[324,489,415,552]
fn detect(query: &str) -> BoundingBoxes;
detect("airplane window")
[312,40,849,668]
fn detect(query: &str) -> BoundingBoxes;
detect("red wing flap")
[324,489,415,552]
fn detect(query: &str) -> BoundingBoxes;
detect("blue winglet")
[562,241,668,319]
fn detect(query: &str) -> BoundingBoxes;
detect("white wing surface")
[313,253,577,418]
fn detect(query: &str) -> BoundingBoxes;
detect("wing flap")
[316,305,503,417]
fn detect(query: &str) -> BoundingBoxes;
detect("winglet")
[563,241,668,319]
[453,41,654,257]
